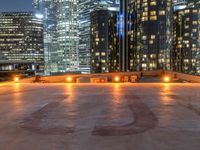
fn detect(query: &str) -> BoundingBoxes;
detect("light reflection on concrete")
[0,83,199,150]
[112,84,123,108]
[65,84,75,105]
[161,84,173,105]
[109,84,127,125]
[13,84,22,110]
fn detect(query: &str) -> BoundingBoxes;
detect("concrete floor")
[0,82,200,150]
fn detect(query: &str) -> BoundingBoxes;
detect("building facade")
[56,0,79,73]
[33,0,120,74]
[125,0,173,71]
[33,0,79,75]
[90,8,119,73]
[0,12,44,74]
[78,0,96,74]
[173,1,200,75]
[78,0,120,74]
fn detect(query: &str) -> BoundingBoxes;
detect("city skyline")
[0,0,199,75]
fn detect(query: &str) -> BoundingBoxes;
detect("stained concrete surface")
[0,83,200,150]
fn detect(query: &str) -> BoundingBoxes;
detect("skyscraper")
[125,0,173,71]
[33,0,79,75]
[56,0,79,73]
[90,8,119,73]
[78,0,96,74]
[0,12,44,74]
[172,1,200,75]
[33,0,58,74]
[78,0,119,74]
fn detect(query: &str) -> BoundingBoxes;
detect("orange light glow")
[164,76,170,83]
[66,77,73,82]
[14,77,19,83]
[114,76,120,82]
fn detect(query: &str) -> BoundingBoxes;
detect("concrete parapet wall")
[18,70,200,83]
[77,77,91,83]
[90,77,108,83]
[142,70,163,77]
[165,71,200,83]
[19,72,142,83]
[19,77,35,83]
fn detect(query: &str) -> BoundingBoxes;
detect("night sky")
[0,0,33,12]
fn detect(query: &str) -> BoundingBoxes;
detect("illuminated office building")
[56,0,79,73]
[124,0,173,71]
[33,0,120,74]
[33,0,79,74]
[0,12,44,74]
[78,0,119,74]
[90,8,119,73]
[78,0,97,74]
[172,1,200,75]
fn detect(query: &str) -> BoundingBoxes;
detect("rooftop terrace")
[0,75,200,150]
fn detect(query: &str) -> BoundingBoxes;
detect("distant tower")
[172,0,200,75]
[126,0,173,71]
[56,0,79,73]
[78,0,120,74]
[33,0,79,74]
[0,12,44,74]
[90,8,119,73]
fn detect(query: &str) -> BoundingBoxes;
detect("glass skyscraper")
[33,0,79,75]
[78,0,119,74]
[33,0,58,74]
[33,0,119,74]
[56,0,79,73]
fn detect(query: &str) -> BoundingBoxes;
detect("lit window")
[159,10,165,15]
[150,16,157,21]
[150,1,156,6]
[149,40,154,44]
[142,63,147,68]
[151,35,156,39]
[150,11,156,16]
[101,52,106,56]
[142,36,147,40]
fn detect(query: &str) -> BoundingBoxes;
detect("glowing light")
[108,7,119,11]
[163,76,170,83]
[118,13,124,37]
[114,76,120,82]
[35,13,43,19]
[66,77,73,83]
[14,77,19,83]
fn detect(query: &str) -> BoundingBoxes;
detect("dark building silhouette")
[173,1,200,75]
[119,0,128,72]
[90,8,119,73]
[125,0,173,71]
